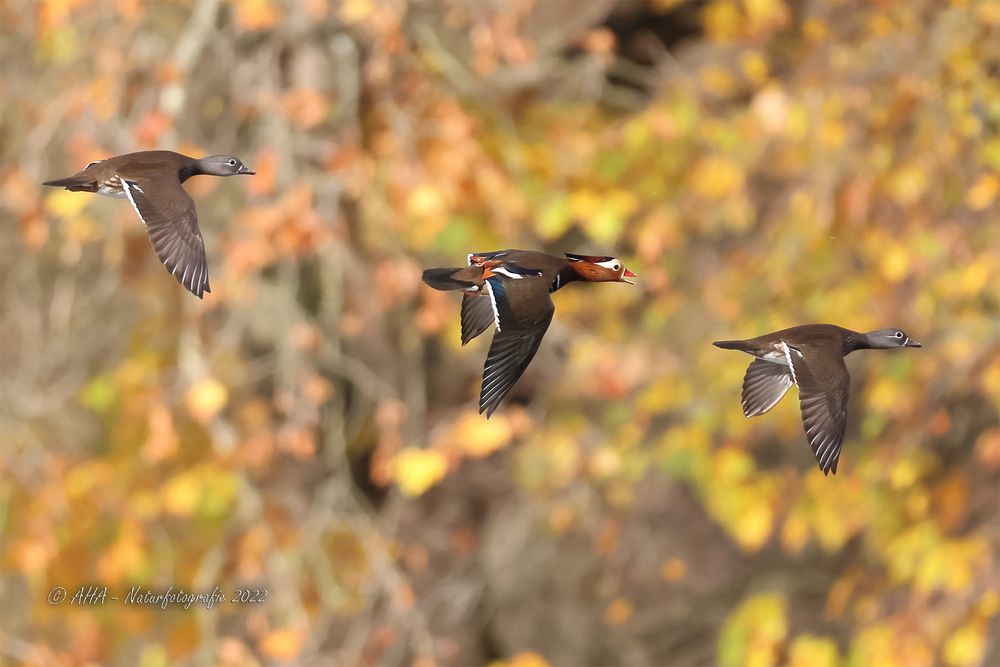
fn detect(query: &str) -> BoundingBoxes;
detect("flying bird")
[423,250,637,417]
[714,324,922,475]
[43,150,255,298]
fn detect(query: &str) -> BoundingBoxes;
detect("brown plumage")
[43,150,254,298]
[423,250,637,417]
[714,324,922,475]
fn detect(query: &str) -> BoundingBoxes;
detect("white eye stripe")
[595,258,622,270]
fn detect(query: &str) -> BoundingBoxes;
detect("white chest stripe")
[484,281,502,332]
[780,341,799,385]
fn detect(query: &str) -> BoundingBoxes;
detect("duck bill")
[905,338,922,348]
[622,268,637,285]
[238,165,256,175]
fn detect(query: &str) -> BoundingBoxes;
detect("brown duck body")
[422,250,636,417]
[44,151,202,198]
[43,150,254,298]
[714,324,921,475]
[716,324,866,360]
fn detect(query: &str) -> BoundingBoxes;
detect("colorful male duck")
[43,150,255,298]
[714,324,922,475]
[423,250,637,417]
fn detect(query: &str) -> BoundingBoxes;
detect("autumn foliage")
[1,0,998,666]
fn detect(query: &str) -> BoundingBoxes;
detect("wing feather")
[741,358,794,417]
[787,349,850,475]
[478,277,554,418]
[122,178,210,298]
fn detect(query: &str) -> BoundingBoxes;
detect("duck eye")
[612,263,620,271]
[228,159,237,166]
[895,331,904,338]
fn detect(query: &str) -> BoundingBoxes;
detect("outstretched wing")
[461,293,496,345]
[741,358,793,417]
[121,178,210,298]
[478,277,554,418]
[785,343,850,475]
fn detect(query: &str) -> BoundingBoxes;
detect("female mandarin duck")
[43,150,255,298]
[423,250,637,417]
[714,324,921,475]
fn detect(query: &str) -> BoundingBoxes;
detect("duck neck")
[842,330,869,355]
[550,265,581,293]
[179,158,202,183]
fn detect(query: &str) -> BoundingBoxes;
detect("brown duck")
[714,324,922,475]
[43,150,255,298]
[423,250,637,417]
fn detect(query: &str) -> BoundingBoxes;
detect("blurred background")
[2,0,999,665]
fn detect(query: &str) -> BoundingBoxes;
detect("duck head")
[565,253,637,284]
[198,155,256,176]
[864,328,922,348]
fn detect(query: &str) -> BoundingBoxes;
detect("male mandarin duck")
[423,250,637,417]
[43,150,255,298]
[714,324,922,475]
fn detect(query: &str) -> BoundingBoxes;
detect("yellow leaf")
[259,628,307,662]
[734,499,773,552]
[703,1,742,40]
[339,0,374,24]
[393,448,448,496]
[888,165,927,206]
[97,525,145,582]
[965,174,999,210]
[718,593,788,667]
[164,472,200,517]
[943,620,986,667]
[45,189,88,218]
[605,597,633,626]
[185,377,229,424]
[879,244,909,282]
[506,652,551,667]
[740,51,769,85]
[589,447,622,478]
[690,156,745,199]
[449,411,514,459]
[781,510,810,554]
[788,635,839,667]
[408,183,444,219]
[802,17,827,42]
[701,65,737,96]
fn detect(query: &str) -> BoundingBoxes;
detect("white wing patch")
[780,341,800,385]
[121,179,149,227]
[484,280,502,332]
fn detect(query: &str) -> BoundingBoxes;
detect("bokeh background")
[2,0,999,665]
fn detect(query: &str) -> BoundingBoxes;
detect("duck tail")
[41,176,97,192]
[712,339,748,350]
[422,267,474,291]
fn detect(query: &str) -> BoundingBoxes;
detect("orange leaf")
[259,628,307,662]
[134,110,172,148]
[233,0,280,31]
[247,148,278,197]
